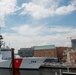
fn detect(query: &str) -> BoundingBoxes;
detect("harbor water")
[0,68,76,75]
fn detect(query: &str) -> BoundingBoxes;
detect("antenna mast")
[0,27,3,48]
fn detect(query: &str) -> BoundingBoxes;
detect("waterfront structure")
[18,45,58,63]
[71,39,76,50]
[18,48,34,57]
[33,45,57,58]
[62,39,76,64]
[66,50,76,64]
[56,47,68,61]
[62,47,76,64]
[18,45,57,58]
[18,45,69,62]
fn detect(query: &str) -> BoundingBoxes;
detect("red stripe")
[14,58,23,68]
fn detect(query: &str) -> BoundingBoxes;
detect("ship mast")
[0,28,3,48]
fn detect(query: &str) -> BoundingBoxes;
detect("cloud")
[5,25,75,51]
[2,24,76,53]
[12,25,43,36]
[12,25,76,36]
[0,0,19,27]
[20,0,58,18]
[55,0,76,15]
[20,0,76,19]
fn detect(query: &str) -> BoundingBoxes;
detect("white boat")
[0,33,46,69]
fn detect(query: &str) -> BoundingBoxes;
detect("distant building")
[71,39,76,50]
[56,47,68,61]
[18,45,69,63]
[18,48,34,57]
[66,50,76,64]
[33,45,57,58]
[62,48,71,62]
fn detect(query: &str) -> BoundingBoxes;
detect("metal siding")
[72,44,76,49]
[34,45,56,50]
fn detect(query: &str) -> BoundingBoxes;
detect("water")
[0,68,76,75]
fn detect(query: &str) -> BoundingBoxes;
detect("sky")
[0,0,76,53]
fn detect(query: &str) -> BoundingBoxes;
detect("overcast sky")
[0,0,76,53]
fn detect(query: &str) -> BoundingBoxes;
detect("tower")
[71,39,76,50]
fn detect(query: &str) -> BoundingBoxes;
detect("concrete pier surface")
[62,72,76,75]
[41,62,76,69]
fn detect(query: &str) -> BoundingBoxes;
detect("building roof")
[47,57,58,59]
[33,45,56,50]
[20,48,33,50]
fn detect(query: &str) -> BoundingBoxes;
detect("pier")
[62,72,76,75]
[41,62,76,69]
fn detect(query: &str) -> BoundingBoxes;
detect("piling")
[11,48,15,75]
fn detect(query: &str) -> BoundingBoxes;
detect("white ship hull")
[0,57,46,69]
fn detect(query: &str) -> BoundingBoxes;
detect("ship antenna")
[0,27,1,35]
[0,27,3,48]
